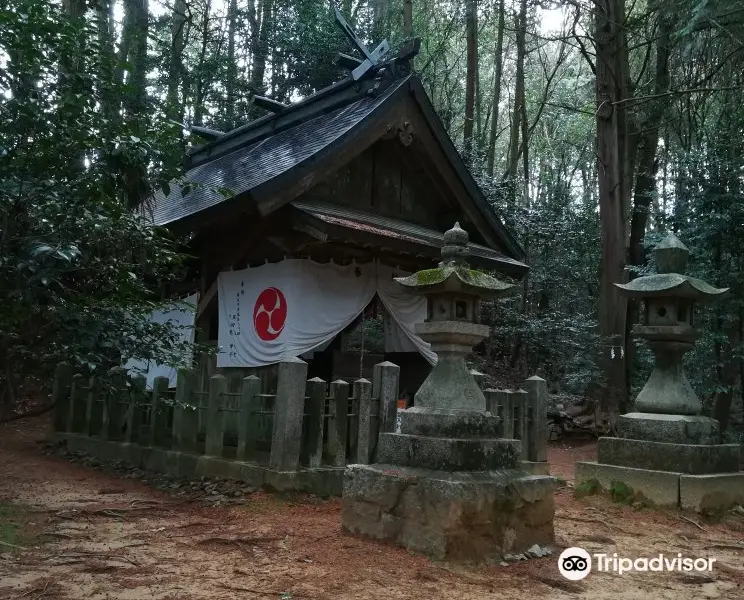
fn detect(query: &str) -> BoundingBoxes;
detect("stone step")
[399,407,501,438]
[597,437,740,474]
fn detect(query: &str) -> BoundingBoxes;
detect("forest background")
[1,0,743,436]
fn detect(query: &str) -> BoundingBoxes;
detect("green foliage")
[610,481,635,505]
[574,478,600,498]
[0,0,195,417]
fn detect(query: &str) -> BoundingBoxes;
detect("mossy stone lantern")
[615,234,728,415]
[394,222,515,411]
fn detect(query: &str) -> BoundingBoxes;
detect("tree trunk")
[463,0,477,161]
[507,0,526,187]
[96,0,118,118]
[486,0,505,177]
[193,0,212,126]
[372,0,387,42]
[594,0,630,416]
[126,0,149,117]
[625,14,673,390]
[403,0,413,38]
[248,0,273,118]
[224,0,238,130]
[166,0,187,124]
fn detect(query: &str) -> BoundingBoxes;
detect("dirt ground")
[1,417,743,600]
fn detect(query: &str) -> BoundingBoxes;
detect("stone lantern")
[575,233,744,513]
[341,223,556,560]
[616,233,728,415]
[394,222,514,413]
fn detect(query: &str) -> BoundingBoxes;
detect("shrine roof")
[145,72,526,266]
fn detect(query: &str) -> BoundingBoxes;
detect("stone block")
[597,437,740,474]
[520,461,550,475]
[399,407,501,438]
[575,461,680,507]
[376,433,520,471]
[342,463,555,561]
[617,412,720,445]
[679,473,744,513]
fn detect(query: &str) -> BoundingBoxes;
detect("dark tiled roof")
[149,78,407,227]
[291,200,528,275]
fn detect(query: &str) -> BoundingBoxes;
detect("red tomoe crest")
[253,287,287,341]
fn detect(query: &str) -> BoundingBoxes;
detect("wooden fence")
[51,359,402,472]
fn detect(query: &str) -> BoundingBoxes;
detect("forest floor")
[1,418,743,600]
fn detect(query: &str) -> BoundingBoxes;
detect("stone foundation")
[55,433,343,495]
[575,460,744,512]
[342,463,555,561]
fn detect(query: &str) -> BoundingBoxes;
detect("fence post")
[373,361,399,434]
[512,389,529,460]
[52,363,73,433]
[173,370,198,453]
[483,388,500,435]
[269,358,309,472]
[102,367,126,440]
[354,378,373,464]
[499,390,514,439]
[85,377,97,437]
[237,375,261,461]
[205,374,227,457]
[470,369,485,390]
[304,377,326,468]
[148,376,169,447]
[124,375,146,443]
[523,375,548,462]
[328,380,350,467]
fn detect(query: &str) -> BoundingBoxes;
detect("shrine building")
[148,23,527,395]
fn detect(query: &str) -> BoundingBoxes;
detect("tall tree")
[506,0,526,183]
[166,0,188,124]
[463,0,477,159]
[224,0,238,130]
[485,0,505,177]
[594,0,631,415]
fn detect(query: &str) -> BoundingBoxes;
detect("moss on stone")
[415,268,447,285]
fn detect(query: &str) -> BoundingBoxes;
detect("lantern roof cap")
[616,233,728,300]
[615,273,728,299]
[395,222,515,297]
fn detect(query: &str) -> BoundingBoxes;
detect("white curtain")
[376,264,437,365]
[124,293,198,389]
[217,260,436,367]
[217,260,377,367]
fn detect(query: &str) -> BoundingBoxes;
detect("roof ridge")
[186,71,414,170]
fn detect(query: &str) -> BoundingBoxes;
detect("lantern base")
[617,412,720,445]
[342,463,555,561]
